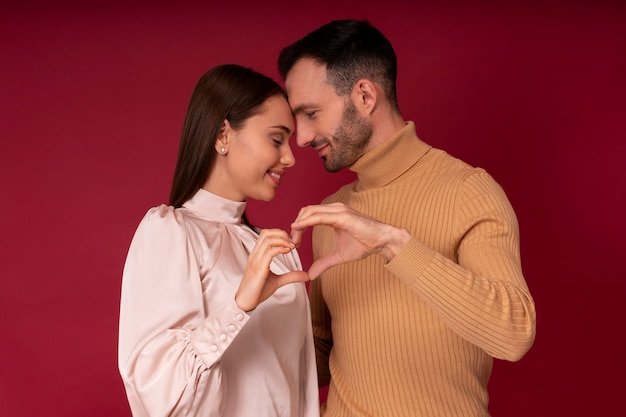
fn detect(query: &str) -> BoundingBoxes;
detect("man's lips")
[313,142,330,158]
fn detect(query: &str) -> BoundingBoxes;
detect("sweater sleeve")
[386,172,536,361]
[117,205,250,417]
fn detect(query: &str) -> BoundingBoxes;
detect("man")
[279,19,536,417]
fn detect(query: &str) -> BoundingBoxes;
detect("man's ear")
[215,119,231,154]
[351,79,377,116]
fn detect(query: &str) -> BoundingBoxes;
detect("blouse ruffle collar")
[182,188,246,224]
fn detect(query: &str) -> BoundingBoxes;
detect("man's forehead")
[285,59,331,106]
[287,59,327,85]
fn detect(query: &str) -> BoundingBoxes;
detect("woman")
[118,64,319,417]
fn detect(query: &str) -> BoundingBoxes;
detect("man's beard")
[323,101,373,173]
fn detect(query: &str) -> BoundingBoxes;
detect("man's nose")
[295,124,314,148]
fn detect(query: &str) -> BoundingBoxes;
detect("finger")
[272,270,310,287]
[257,228,292,242]
[290,228,303,247]
[247,237,297,276]
[291,211,346,231]
[253,234,295,254]
[248,246,297,275]
[307,252,344,280]
[259,240,299,264]
[293,203,348,224]
[295,203,354,227]
[292,206,309,223]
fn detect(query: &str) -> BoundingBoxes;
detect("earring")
[220,147,225,153]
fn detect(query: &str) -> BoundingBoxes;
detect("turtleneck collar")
[349,121,432,191]
[182,188,246,224]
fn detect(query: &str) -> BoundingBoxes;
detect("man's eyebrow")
[291,103,316,115]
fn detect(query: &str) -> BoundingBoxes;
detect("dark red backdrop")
[1,1,624,416]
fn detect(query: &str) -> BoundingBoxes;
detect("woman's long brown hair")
[169,64,287,212]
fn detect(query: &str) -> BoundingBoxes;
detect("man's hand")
[290,203,411,280]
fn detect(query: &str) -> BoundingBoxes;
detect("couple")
[118,19,536,417]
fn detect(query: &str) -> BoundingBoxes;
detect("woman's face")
[204,94,296,202]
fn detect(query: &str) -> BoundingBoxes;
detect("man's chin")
[323,161,344,173]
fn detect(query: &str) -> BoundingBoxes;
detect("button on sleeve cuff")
[189,299,250,366]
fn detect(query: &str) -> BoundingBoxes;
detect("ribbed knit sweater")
[310,122,536,417]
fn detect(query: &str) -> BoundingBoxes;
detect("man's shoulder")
[320,181,356,204]
[426,147,491,181]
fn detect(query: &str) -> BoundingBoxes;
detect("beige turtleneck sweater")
[310,122,536,417]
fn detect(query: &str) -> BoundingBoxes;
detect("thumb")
[307,252,343,280]
[273,270,310,287]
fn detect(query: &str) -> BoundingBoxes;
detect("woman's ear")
[215,119,231,154]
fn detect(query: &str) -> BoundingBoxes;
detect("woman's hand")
[235,228,309,312]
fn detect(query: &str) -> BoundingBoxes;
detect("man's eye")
[304,111,316,119]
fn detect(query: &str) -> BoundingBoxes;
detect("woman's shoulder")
[133,204,190,240]
[136,204,227,244]
[140,204,185,224]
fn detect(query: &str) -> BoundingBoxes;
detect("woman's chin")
[250,191,276,203]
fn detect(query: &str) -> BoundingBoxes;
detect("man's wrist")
[380,226,411,261]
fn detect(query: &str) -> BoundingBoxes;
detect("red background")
[1,1,624,416]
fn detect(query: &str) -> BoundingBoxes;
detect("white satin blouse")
[118,189,319,417]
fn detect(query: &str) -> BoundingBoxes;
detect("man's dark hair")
[278,19,399,111]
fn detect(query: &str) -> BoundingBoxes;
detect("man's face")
[285,58,372,172]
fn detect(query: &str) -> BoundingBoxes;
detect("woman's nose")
[281,144,296,167]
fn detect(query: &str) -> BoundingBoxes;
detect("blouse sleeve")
[118,205,250,417]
